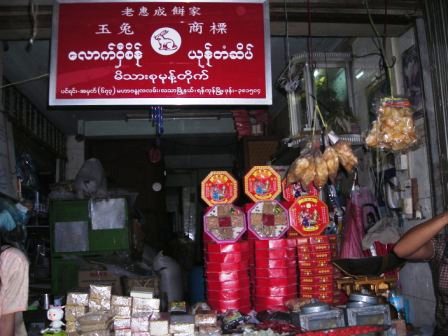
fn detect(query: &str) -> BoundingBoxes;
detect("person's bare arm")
[0,313,15,336]
[393,211,448,260]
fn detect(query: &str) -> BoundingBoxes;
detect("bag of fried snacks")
[365,97,417,151]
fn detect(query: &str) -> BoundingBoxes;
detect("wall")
[353,29,436,328]
[393,28,436,329]
[0,41,18,200]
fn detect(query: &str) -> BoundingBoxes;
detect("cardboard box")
[122,275,159,297]
[78,270,122,295]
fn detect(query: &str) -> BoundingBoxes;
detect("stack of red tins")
[297,235,334,303]
[205,241,251,313]
[253,239,298,311]
[244,166,297,311]
[201,171,251,313]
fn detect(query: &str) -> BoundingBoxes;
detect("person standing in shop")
[393,211,448,336]
[0,201,30,336]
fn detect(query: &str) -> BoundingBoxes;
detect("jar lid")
[346,300,371,308]
[301,301,330,314]
[349,293,379,305]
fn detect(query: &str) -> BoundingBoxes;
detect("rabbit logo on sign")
[151,27,181,55]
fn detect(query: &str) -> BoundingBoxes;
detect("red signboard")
[49,0,271,106]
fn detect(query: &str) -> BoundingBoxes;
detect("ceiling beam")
[80,118,236,137]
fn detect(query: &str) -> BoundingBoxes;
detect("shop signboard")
[49,0,271,106]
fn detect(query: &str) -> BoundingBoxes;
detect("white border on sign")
[49,0,272,106]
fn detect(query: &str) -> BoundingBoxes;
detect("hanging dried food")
[314,153,329,189]
[286,156,310,185]
[333,140,358,173]
[300,155,316,187]
[365,98,417,151]
[322,146,339,182]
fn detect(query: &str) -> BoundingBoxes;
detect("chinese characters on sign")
[50,1,271,105]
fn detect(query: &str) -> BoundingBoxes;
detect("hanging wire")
[306,0,313,67]
[283,0,291,65]
[0,74,49,89]
[364,0,396,97]
[26,0,39,51]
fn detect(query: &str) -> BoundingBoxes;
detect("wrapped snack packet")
[131,312,151,332]
[89,284,112,311]
[67,292,89,306]
[195,310,218,326]
[111,295,132,307]
[65,305,87,322]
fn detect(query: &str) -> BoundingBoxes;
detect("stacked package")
[111,295,132,335]
[65,292,89,333]
[297,236,334,304]
[328,235,347,305]
[195,309,220,336]
[88,284,112,312]
[149,312,170,336]
[130,289,161,335]
[75,311,114,335]
[169,314,196,335]
[253,239,298,312]
[205,241,251,313]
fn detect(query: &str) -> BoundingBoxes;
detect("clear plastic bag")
[365,97,417,151]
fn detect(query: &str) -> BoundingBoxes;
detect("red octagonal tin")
[289,196,329,236]
[203,204,246,243]
[244,166,282,202]
[201,171,238,206]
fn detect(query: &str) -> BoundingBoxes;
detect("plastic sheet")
[89,198,126,230]
[340,188,376,259]
[54,221,89,253]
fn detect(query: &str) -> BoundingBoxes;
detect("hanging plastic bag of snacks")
[365,97,417,151]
